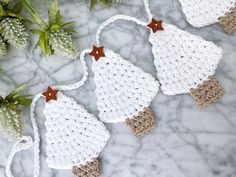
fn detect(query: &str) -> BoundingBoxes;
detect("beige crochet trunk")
[190,77,224,107]
[73,159,101,177]
[219,4,236,33]
[126,107,156,137]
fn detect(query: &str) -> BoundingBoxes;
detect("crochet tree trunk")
[91,48,159,136]
[179,0,236,33]
[148,21,224,107]
[42,91,109,176]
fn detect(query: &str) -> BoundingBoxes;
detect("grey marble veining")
[0,0,236,177]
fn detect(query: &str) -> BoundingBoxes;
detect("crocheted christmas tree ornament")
[90,46,159,136]
[148,20,224,106]
[179,0,236,33]
[42,88,109,176]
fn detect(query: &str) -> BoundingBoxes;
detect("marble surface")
[0,0,236,177]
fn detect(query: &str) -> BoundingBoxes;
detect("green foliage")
[23,0,77,59]
[0,0,11,5]
[89,0,111,11]
[0,84,32,140]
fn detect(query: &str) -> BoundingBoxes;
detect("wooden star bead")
[89,45,105,61]
[147,18,164,33]
[42,86,58,102]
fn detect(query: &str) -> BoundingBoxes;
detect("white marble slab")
[0,0,235,177]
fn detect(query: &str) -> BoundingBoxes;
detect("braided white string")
[143,0,153,21]
[30,93,42,177]
[6,50,90,177]
[96,15,147,46]
[52,49,90,91]
[5,136,33,177]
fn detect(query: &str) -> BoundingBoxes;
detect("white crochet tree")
[90,48,159,136]
[148,21,224,106]
[179,0,236,33]
[43,91,109,177]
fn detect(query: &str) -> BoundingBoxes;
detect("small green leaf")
[55,10,62,24]
[48,0,58,25]
[31,12,48,30]
[64,28,77,33]
[23,0,48,30]
[61,21,75,27]
[0,96,3,103]
[90,0,98,11]
[39,34,47,56]
[50,24,60,30]
[0,4,5,16]
[31,29,44,35]
[22,0,37,14]
[15,97,32,106]
[33,40,40,50]
[6,84,28,101]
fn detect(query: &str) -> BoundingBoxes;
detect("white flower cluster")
[49,29,77,59]
[0,17,29,49]
[0,106,23,141]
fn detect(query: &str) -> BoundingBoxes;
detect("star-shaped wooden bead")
[89,45,105,61]
[42,86,58,102]
[147,18,164,33]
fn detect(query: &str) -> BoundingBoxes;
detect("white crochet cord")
[43,92,110,169]
[178,0,236,27]
[92,49,159,123]
[96,15,148,46]
[5,136,33,177]
[149,22,223,95]
[6,49,91,177]
[95,0,158,46]
[143,0,153,21]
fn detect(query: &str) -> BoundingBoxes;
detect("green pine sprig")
[23,0,77,59]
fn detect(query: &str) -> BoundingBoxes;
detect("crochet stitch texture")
[149,22,223,95]
[43,92,110,169]
[179,0,236,28]
[92,49,159,123]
